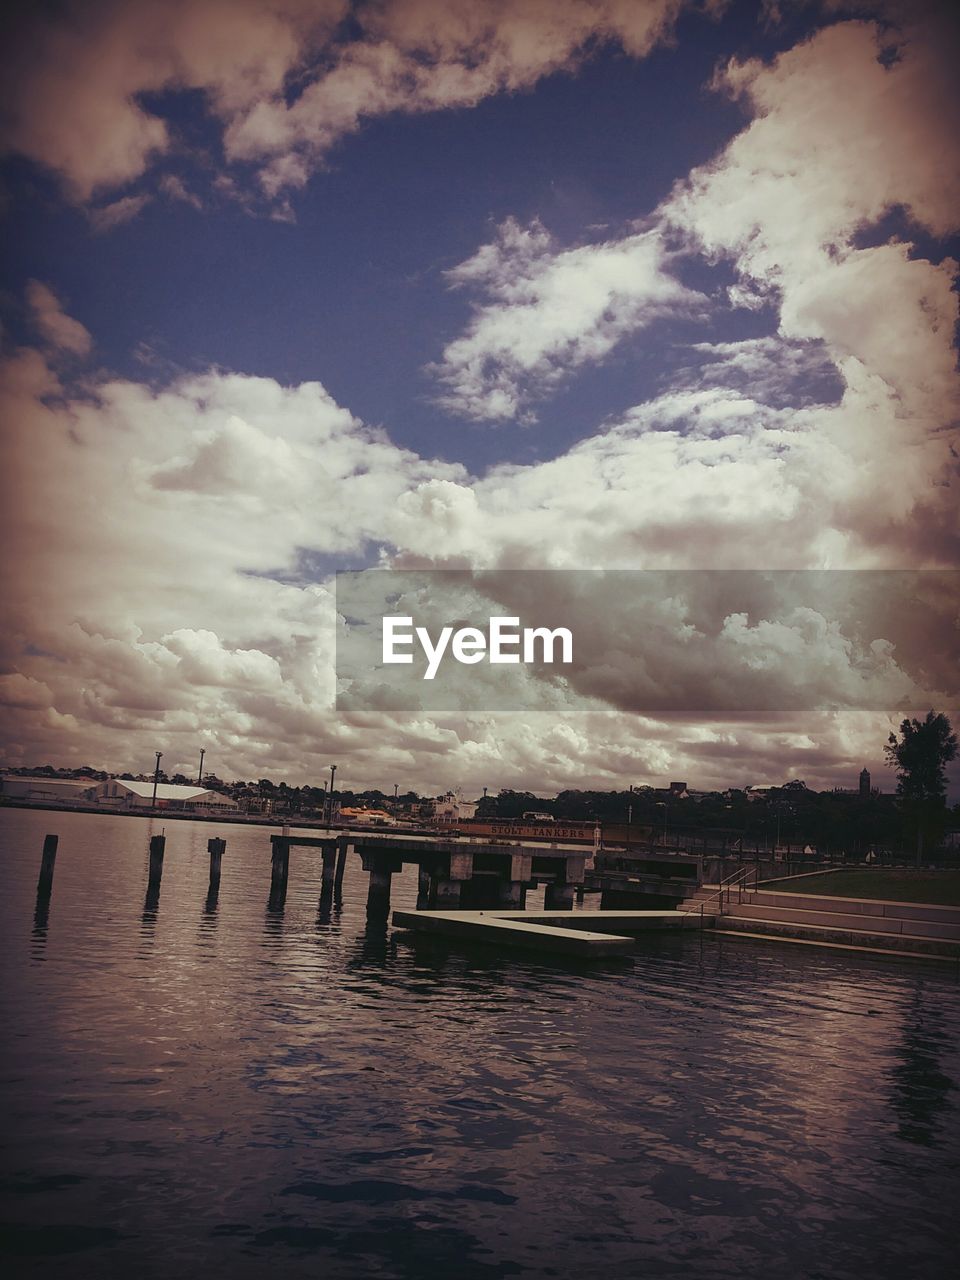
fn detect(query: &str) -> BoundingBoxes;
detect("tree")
[884,711,958,863]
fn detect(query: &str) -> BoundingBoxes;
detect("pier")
[268,831,590,915]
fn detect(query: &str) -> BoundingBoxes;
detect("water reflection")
[31,891,51,955]
[3,807,960,1280]
[317,882,335,926]
[352,915,392,967]
[140,874,161,934]
[264,886,287,952]
[890,983,957,1148]
[203,881,220,920]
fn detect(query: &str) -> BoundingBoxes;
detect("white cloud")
[430,218,702,421]
[25,281,93,357]
[0,0,687,205]
[665,17,960,417]
[88,194,153,232]
[158,173,203,209]
[0,349,470,781]
[2,7,958,796]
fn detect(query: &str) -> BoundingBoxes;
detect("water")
[1,808,958,1279]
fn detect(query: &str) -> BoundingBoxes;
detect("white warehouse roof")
[112,780,212,800]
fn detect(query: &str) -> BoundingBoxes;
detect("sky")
[1,0,958,798]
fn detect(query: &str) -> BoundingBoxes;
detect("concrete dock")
[391,908,711,957]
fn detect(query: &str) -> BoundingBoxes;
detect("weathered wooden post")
[207,837,226,889]
[321,846,336,894]
[37,834,58,900]
[270,836,290,900]
[544,882,575,910]
[148,834,165,886]
[416,864,431,910]
[334,837,349,895]
[359,848,402,917]
[366,862,393,916]
[497,880,526,908]
[142,833,165,921]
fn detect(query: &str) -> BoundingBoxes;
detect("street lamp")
[656,800,668,847]
[326,764,337,829]
[197,747,205,787]
[151,751,163,810]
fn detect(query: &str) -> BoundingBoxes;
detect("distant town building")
[859,768,871,798]
[434,790,479,824]
[1,776,96,803]
[744,785,777,801]
[339,807,396,826]
[89,779,237,812]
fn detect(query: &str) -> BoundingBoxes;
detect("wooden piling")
[321,846,336,893]
[497,880,526,909]
[37,834,58,899]
[366,861,393,916]
[544,882,575,910]
[270,838,290,894]
[207,837,226,887]
[334,838,349,894]
[416,865,431,910]
[148,834,165,884]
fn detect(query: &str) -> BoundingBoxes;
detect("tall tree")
[884,711,958,863]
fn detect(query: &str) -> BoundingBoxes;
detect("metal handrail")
[680,864,759,928]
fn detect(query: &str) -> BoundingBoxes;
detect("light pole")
[197,747,205,787]
[656,800,668,847]
[326,764,337,829]
[152,751,163,810]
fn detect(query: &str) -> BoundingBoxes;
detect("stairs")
[682,884,960,960]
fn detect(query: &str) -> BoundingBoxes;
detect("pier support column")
[321,847,336,893]
[416,865,432,910]
[432,878,462,909]
[544,882,575,910]
[37,834,58,900]
[359,850,403,917]
[497,880,526,909]
[365,862,394,917]
[334,838,350,896]
[271,839,290,896]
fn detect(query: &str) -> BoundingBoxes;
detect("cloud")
[0,0,687,204]
[158,173,203,210]
[2,8,958,797]
[665,16,960,416]
[0,0,344,201]
[25,281,93,356]
[429,218,703,421]
[677,337,844,408]
[0,342,480,781]
[88,194,153,232]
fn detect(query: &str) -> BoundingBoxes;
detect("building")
[1,776,99,803]
[339,806,397,826]
[434,790,479,825]
[89,779,237,812]
[859,768,871,798]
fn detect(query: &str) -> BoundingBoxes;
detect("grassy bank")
[765,869,960,906]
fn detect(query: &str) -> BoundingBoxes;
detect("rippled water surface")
[2,809,959,1279]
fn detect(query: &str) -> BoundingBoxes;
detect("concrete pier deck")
[391,908,711,957]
